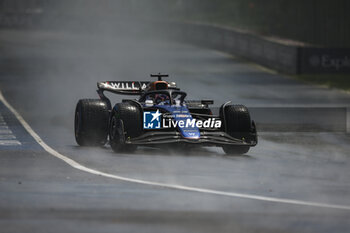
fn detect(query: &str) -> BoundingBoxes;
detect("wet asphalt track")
[0,29,350,233]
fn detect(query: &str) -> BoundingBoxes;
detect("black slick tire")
[220,104,251,155]
[109,102,142,153]
[74,99,109,146]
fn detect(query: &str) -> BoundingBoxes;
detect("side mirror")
[145,99,154,107]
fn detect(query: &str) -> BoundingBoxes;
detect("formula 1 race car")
[74,74,257,155]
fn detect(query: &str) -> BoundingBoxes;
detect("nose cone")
[172,108,200,140]
[156,105,201,139]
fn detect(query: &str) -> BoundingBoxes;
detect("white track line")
[1,91,350,211]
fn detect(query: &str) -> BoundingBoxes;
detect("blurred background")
[1,0,349,47]
[1,0,350,77]
[176,0,350,47]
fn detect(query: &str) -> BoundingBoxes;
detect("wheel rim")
[110,117,116,141]
[110,116,120,142]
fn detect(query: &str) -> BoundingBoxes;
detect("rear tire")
[220,104,251,155]
[109,102,142,153]
[74,99,109,146]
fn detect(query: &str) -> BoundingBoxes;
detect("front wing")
[125,130,258,147]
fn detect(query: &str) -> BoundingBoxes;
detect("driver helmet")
[154,94,170,105]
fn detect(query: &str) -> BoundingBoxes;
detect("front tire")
[109,102,142,153]
[74,99,109,146]
[220,104,252,155]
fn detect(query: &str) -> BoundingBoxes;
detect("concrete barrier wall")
[165,22,350,74]
[299,47,350,74]
[164,22,299,74]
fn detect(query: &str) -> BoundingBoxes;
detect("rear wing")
[97,81,149,95]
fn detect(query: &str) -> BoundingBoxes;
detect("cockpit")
[140,90,187,106]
